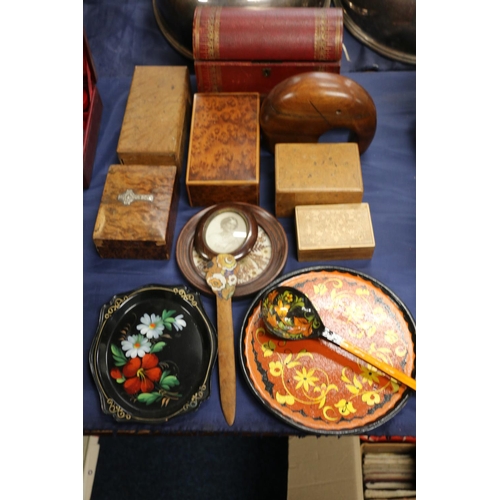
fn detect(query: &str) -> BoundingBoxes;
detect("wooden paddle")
[205,254,239,425]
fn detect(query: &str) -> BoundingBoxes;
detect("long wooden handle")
[339,337,416,391]
[216,295,237,425]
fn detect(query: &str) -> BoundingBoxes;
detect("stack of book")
[362,445,416,499]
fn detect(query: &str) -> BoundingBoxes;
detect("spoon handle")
[323,329,416,391]
[216,295,237,426]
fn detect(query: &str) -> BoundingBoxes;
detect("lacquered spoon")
[261,286,416,391]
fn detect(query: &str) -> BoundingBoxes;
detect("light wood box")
[93,164,178,260]
[116,66,192,173]
[275,143,363,217]
[295,203,375,261]
[186,93,260,206]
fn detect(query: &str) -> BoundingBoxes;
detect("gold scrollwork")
[183,385,207,411]
[104,296,129,320]
[174,287,197,307]
[106,398,131,420]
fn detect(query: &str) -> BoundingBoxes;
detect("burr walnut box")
[186,93,260,207]
[93,165,179,260]
[275,143,363,217]
[116,66,192,172]
[295,203,375,261]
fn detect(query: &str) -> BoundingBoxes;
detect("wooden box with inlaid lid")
[186,92,260,206]
[93,164,179,259]
[275,143,363,217]
[116,66,191,172]
[295,203,375,261]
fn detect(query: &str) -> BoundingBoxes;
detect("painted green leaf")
[137,392,162,405]
[111,344,122,357]
[160,375,180,390]
[116,377,126,384]
[151,341,166,353]
[162,309,175,320]
[111,344,127,366]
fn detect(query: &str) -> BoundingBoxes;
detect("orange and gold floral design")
[242,270,415,433]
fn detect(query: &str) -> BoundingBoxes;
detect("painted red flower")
[110,367,122,380]
[122,353,162,395]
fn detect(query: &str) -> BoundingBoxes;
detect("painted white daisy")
[121,334,151,358]
[172,314,187,331]
[136,313,165,339]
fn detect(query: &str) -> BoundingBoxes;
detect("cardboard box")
[288,437,416,500]
[288,436,363,500]
[93,164,178,259]
[186,93,260,206]
[83,31,103,189]
[116,66,191,173]
[275,143,363,217]
[295,203,375,261]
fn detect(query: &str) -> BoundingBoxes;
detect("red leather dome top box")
[193,6,343,97]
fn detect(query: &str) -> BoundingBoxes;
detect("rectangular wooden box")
[116,66,192,172]
[93,164,179,259]
[186,92,260,206]
[275,143,363,217]
[83,31,103,189]
[193,6,343,97]
[295,203,375,261]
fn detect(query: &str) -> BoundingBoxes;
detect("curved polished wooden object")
[260,72,377,154]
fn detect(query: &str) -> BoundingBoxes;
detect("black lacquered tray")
[89,284,217,424]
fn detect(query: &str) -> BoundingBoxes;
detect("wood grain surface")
[275,142,363,217]
[93,164,178,259]
[186,93,260,207]
[260,72,377,154]
[117,66,192,171]
[204,254,239,425]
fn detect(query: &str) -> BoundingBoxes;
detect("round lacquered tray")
[240,267,416,434]
[89,284,217,424]
[176,203,288,298]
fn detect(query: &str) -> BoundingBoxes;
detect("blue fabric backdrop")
[83,0,416,437]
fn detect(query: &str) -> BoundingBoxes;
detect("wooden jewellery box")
[193,6,343,97]
[186,92,260,206]
[275,143,363,217]
[116,66,191,173]
[295,203,375,261]
[93,164,179,259]
[83,31,103,189]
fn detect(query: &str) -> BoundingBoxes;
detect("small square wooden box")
[186,92,260,206]
[116,66,192,172]
[275,143,363,217]
[93,164,179,260]
[295,203,375,261]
